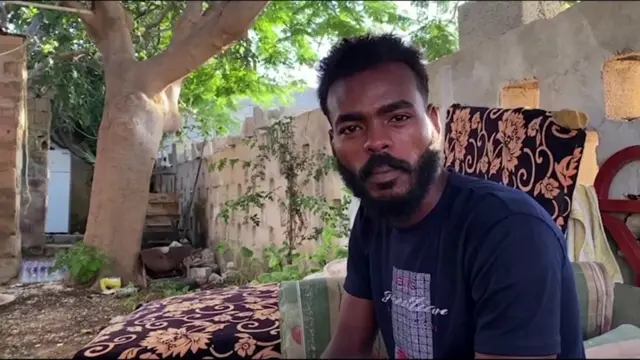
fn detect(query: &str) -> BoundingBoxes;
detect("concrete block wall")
[0,34,27,284]
[430,0,640,201]
[20,96,51,251]
[173,109,344,254]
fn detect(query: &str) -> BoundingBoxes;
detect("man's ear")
[426,104,441,136]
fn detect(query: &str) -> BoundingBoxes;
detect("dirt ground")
[0,282,131,359]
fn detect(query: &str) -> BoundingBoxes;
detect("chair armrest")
[280,277,346,359]
[572,262,615,340]
[612,283,640,329]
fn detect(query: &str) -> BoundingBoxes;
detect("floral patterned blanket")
[73,283,281,359]
[443,104,587,232]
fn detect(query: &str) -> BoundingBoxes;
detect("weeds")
[53,242,109,286]
[122,280,193,312]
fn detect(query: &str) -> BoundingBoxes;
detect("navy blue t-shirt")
[344,172,585,359]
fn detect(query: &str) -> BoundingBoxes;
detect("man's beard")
[335,148,443,220]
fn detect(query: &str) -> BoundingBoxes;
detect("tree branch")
[141,3,174,40]
[62,1,135,66]
[59,1,97,28]
[172,1,203,44]
[141,1,269,95]
[28,50,88,79]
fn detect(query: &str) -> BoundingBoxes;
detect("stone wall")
[0,34,26,284]
[429,0,640,200]
[172,109,344,253]
[20,96,51,251]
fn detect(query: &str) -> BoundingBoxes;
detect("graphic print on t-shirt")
[381,267,448,359]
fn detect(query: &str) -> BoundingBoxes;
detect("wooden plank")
[146,203,180,216]
[145,215,177,227]
[148,193,179,204]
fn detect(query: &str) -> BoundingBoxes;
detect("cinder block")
[3,61,21,78]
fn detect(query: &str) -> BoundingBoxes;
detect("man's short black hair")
[316,33,429,120]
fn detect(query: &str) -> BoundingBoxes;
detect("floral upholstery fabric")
[443,104,587,232]
[74,283,281,359]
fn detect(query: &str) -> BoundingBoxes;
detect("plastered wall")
[429,1,640,201]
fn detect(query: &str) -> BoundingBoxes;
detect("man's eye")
[340,125,360,134]
[390,115,409,123]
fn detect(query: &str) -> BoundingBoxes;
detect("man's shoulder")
[445,172,559,233]
[447,172,551,217]
[449,174,568,278]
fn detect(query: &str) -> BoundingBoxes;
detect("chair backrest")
[442,104,587,232]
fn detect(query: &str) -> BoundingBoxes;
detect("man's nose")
[364,126,392,154]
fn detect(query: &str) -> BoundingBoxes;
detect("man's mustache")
[358,153,413,181]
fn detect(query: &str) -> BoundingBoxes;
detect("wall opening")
[603,52,640,121]
[499,79,540,109]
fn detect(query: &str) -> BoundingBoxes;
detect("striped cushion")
[279,277,387,359]
[573,262,615,340]
[280,261,615,358]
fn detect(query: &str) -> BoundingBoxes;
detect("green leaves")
[409,1,460,62]
[215,116,351,284]
[240,246,254,259]
[53,242,109,285]
[8,1,459,159]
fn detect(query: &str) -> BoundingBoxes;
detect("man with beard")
[317,34,584,359]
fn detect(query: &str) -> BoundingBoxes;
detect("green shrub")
[53,242,109,286]
[218,230,349,285]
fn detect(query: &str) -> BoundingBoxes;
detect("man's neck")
[390,169,449,228]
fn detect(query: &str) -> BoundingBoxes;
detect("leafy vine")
[211,117,351,267]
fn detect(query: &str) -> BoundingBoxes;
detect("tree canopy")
[7,1,461,162]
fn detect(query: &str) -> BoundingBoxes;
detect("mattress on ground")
[73,283,281,359]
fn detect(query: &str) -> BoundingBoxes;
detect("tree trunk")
[83,88,164,285]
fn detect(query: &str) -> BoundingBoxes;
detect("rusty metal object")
[140,245,193,273]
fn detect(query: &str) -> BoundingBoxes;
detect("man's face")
[326,62,442,219]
